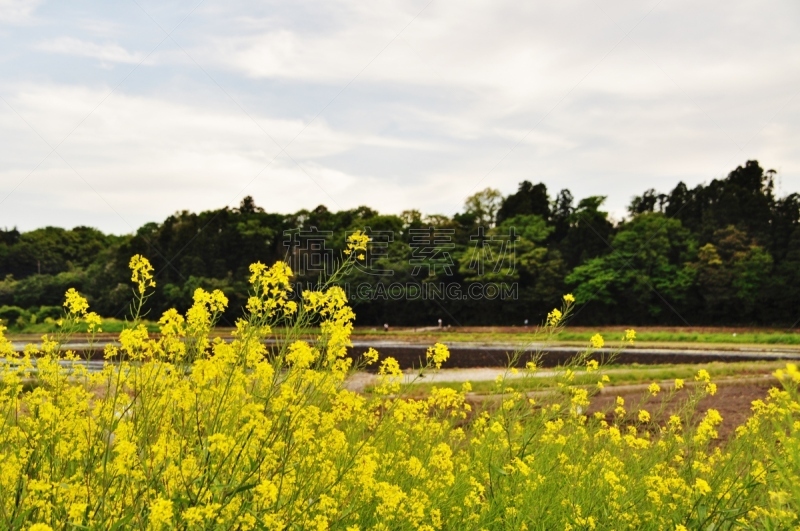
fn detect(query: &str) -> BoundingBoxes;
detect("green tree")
[558,196,614,270]
[566,213,696,322]
[496,181,550,224]
[458,214,552,282]
[694,226,773,320]
[463,188,502,228]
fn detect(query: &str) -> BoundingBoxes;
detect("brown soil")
[466,378,777,443]
[587,379,775,441]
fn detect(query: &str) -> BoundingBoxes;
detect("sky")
[1,0,799,234]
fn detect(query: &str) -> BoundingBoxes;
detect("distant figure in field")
[524,318,529,328]
[384,323,389,332]
[438,318,442,329]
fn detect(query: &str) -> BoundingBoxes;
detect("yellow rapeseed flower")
[426,343,450,369]
[775,363,800,382]
[4,254,795,530]
[614,396,626,417]
[363,347,379,365]
[547,308,563,326]
[695,369,711,383]
[590,333,604,349]
[85,311,102,333]
[129,254,156,295]
[63,288,89,315]
[694,478,712,496]
[286,341,318,369]
[149,497,174,529]
[0,325,14,358]
[694,409,723,444]
[68,503,88,525]
[379,357,402,376]
[563,293,575,304]
[345,230,370,255]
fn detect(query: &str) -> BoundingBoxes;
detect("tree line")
[1,160,798,328]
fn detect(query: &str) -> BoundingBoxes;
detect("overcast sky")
[1,0,799,234]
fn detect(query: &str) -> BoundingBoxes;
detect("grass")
[351,327,800,347]
[386,360,785,397]
[557,330,800,346]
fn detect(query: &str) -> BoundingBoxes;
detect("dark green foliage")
[556,196,615,270]
[2,162,800,327]
[497,181,551,223]
[573,160,797,324]
[0,271,87,308]
[566,213,697,323]
[0,305,28,327]
[0,226,118,277]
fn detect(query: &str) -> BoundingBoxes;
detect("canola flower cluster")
[1,245,800,529]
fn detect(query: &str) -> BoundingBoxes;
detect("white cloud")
[1,0,799,233]
[196,0,800,112]
[0,0,41,23]
[0,83,457,231]
[37,37,146,64]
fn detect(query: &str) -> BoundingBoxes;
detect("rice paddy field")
[352,325,800,348]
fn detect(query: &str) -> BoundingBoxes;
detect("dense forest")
[1,160,799,328]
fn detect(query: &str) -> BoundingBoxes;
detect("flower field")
[1,240,800,530]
